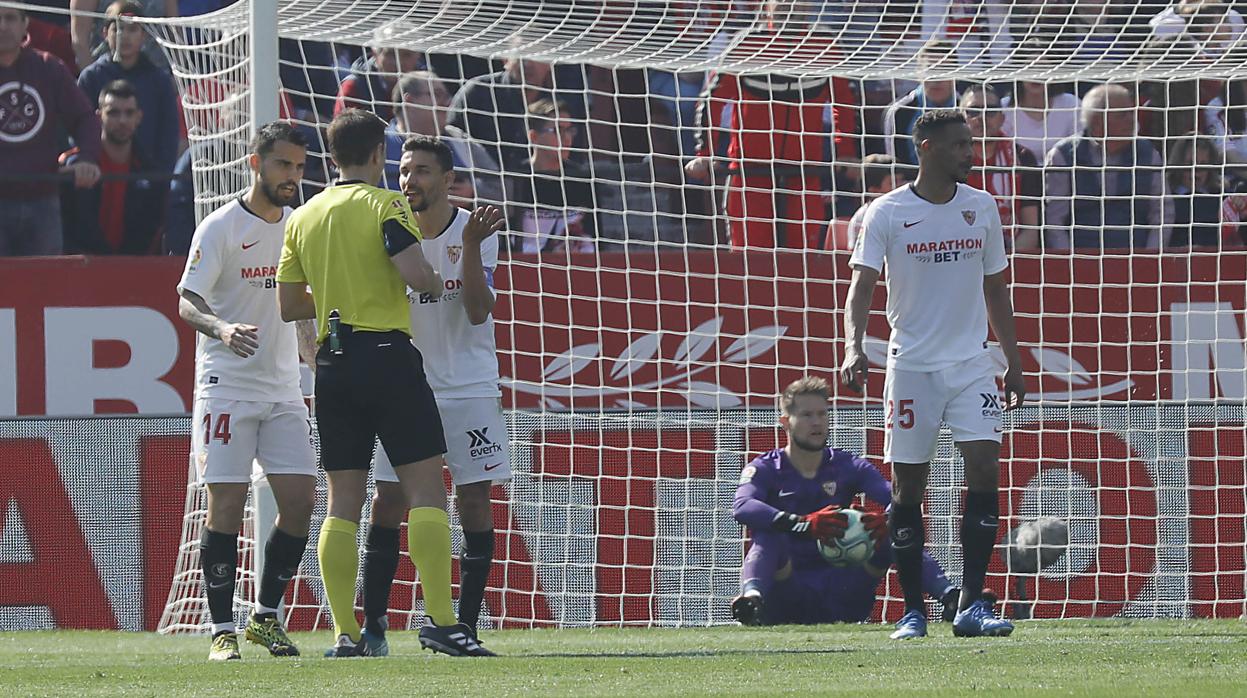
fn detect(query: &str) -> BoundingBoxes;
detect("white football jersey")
[849,183,1008,372]
[177,199,302,403]
[407,208,501,398]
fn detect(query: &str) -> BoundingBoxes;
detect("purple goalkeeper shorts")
[761,565,883,624]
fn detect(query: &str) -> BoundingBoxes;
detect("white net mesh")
[125,0,1247,630]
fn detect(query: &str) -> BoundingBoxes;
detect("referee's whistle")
[327,309,344,356]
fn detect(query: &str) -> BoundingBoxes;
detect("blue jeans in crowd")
[0,196,62,256]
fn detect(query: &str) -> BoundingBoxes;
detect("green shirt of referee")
[276,109,481,657]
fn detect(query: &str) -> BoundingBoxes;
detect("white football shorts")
[375,396,511,485]
[192,398,317,484]
[882,356,1003,464]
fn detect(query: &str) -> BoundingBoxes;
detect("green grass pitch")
[2,620,1244,697]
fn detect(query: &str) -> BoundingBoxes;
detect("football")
[816,508,875,567]
[1004,516,1070,573]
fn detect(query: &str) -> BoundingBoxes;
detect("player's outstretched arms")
[179,290,259,358]
[983,271,1026,409]
[840,265,881,392]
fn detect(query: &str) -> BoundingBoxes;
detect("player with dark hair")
[176,121,315,661]
[841,109,1025,639]
[731,376,959,626]
[276,109,486,657]
[363,135,506,652]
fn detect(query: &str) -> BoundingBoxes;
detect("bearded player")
[841,109,1025,639]
[364,135,506,656]
[176,122,316,660]
[731,376,959,626]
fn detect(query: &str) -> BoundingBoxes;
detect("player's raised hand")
[1003,364,1026,411]
[218,322,259,358]
[463,205,505,246]
[839,345,869,393]
[801,505,849,541]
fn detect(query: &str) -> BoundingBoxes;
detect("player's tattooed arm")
[295,319,318,373]
[461,205,505,325]
[984,271,1025,410]
[178,290,259,358]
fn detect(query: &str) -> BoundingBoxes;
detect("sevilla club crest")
[822,480,837,497]
[447,245,462,264]
[962,210,976,225]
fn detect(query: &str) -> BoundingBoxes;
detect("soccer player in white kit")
[176,122,317,660]
[840,109,1026,640]
[366,135,508,653]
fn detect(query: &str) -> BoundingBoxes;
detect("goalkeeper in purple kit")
[731,376,958,625]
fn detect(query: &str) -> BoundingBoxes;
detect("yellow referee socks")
[317,516,361,640]
[406,507,457,627]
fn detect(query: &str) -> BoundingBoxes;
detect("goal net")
[136,0,1246,631]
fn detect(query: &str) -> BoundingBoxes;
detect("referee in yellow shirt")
[276,109,490,657]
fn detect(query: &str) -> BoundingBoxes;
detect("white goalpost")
[123,0,1247,632]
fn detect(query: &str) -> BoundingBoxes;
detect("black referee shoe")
[418,623,496,657]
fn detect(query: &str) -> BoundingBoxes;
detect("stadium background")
[0,0,1245,632]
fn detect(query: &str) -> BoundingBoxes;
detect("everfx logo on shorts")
[467,427,503,458]
[980,392,1003,419]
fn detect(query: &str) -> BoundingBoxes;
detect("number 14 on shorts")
[886,400,915,430]
[202,412,233,445]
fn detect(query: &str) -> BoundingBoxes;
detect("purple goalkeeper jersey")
[734,448,892,566]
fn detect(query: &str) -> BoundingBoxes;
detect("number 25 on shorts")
[886,400,915,430]
[202,412,233,445]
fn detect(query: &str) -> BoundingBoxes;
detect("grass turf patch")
[1,619,1244,697]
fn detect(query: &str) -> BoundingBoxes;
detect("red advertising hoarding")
[1,252,1243,628]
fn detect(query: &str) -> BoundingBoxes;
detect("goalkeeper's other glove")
[773,505,848,541]
[856,506,888,543]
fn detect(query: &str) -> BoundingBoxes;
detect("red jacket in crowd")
[695,25,858,249]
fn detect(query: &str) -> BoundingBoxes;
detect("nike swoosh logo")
[777,490,795,497]
[241,241,259,250]
[208,581,231,589]
[483,462,503,471]
[903,220,923,228]
[277,574,293,582]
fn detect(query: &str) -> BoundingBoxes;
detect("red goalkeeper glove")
[775,505,848,540]
[857,507,888,543]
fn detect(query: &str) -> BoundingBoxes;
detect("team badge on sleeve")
[187,247,202,273]
[962,210,976,225]
[739,465,756,484]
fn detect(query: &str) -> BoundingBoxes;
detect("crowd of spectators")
[3,0,1247,258]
